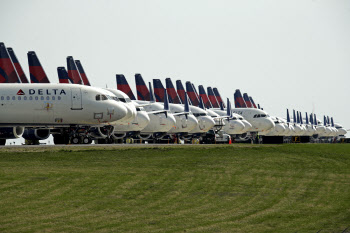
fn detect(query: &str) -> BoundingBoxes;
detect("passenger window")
[101,95,108,100]
[58,96,61,100]
[12,96,15,100]
[1,96,3,100]
[35,96,38,100]
[46,96,50,100]
[7,96,10,100]
[24,96,27,100]
[96,95,101,101]
[29,96,33,100]
[52,96,55,100]
[41,96,44,100]
[18,96,21,100]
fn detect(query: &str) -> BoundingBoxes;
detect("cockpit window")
[193,113,207,117]
[136,107,145,111]
[101,95,108,100]
[119,98,126,103]
[96,95,101,101]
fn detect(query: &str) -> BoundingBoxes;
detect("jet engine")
[22,128,50,140]
[90,126,114,139]
[0,127,25,139]
[112,132,127,139]
[138,134,152,140]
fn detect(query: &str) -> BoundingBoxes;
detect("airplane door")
[71,88,83,110]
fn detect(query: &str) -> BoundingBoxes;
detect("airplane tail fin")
[116,74,136,100]
[249,96,257,108]
[57,67,71,83]
[207,87,219,108]
[233,89,247,108]
[135,73,150,101]
[186,81,200,106]
[213,87,225,108]
[27,51,50,83]
[243,93,253,107]
[75,60,91,86]
[153,79,165,102]
[67,56,82,84]
[166,78,182,104]
[0,43,20,83]
[198,85,213,109]
[176,80,186,104]
[287,109,290,123]
[7,47,28,83]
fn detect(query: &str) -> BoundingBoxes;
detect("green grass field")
[0,144,349,232]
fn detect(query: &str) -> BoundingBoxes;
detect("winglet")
[314,114,317,126]
[287,109,290,123]
[305,112,309,124]
[7,47,28,83]
[293,110,297,123]
[258,104,261,109]
[299,112,303,124]
[164,89,169,111]
[227,98,231,117]
[27,51,50,83]
[331,117,334,127]
[148,82,155,103]
[184,93,190,113]
[220,101,224,111]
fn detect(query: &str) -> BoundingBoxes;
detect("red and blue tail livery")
[135,73,150,101]
[207,87,219,108]
[233,89,247,108]
[116,74,136,100]
[213,88,225,108]
[57,67,71,84]
[153,79,165,102]
[67,56,82,84]
[7,47,28,83]
[0,42,20,83]
[249,96,257,108]
[27,51,50,83]
[243,93,252,108]
[166,78,182,104]
[186,81,199,106]
[176,80,186,104]
[198,85,212,109]
[75,60,91,86]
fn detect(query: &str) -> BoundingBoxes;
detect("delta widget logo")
[17,89,25,95]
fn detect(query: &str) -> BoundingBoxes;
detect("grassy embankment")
[0,144,349,232]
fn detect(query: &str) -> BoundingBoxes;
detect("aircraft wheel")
[82,136,92,144]
[71,136,81,144]
[0,139,6,146]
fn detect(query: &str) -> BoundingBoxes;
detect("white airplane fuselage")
[0,84,128,127]
[231,108,275,133]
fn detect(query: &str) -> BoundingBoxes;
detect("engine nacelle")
[237,133,249,141]
[22,129,50,140]
[0,127,25,139]
[138,134,152,140]
[90,126,114,139]
[112,132,126,139]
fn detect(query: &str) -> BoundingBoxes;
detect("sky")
[1,0,349,144]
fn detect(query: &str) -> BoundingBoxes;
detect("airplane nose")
[266,118,275,131]
[123,103,135,122]
[231,120,245,134]
[114,103,128,121]
[241,120,252,132]
[275,123,285,134]
[187,115,199,131]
